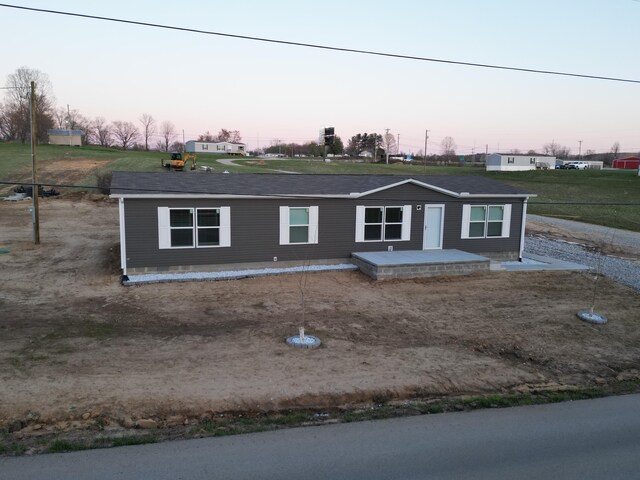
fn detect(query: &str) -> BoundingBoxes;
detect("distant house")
[47,129,83,146]
[185,140,246,156]
[612,157,640,169]
[110,173,535,276]
[486,154,555,171]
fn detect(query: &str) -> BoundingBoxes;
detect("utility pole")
[578,140,583,159]
[30,81,40,245]
[67,104,72,147]
[423,129,429,174]
[397,133,400,155]
[385,128,390,164]
[373,133,378,163]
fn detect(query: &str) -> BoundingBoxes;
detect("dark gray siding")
[122,183,524,269]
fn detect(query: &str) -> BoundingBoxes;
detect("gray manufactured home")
[110,173,535,276]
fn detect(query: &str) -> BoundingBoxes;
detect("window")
[356,205,412,242]
[158,206,230,249]
[289,208,310,243]
[202,144,209,150]
[461,204,511,239]
[169,209,194,247]
[279,206,319,245]
[507,157,514,164]
[196,208,221,246]
[468,206,486,238]
[530,157,536,164]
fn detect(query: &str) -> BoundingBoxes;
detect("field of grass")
[485,169,640,232]
[1,144,638,231]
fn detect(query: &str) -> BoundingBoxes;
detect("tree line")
[1,67,630,162]
[0,67,241,153]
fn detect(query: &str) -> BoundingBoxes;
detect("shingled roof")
[110,172,534,198]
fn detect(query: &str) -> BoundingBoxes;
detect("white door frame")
[423,204,445,250]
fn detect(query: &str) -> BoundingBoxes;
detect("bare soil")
[1,196,639,437]
[1,157,110,195]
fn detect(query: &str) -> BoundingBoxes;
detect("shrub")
[95,171,112,195]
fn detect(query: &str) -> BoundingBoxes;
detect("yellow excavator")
[162,152,197,171]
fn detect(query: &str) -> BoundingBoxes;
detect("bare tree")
[229,130,242,143]
[197,131,216,142]
[0,106,17,141]
[3,66,55,143]
[139,113,156,151]
[169,141,184,152]
[441,136,457,156]
[89,117,112,147]
[383,132,396,163]
[611,141,620,159]
[216,129,231,142]
[542,141,571,159]
[53,107,67,129]
[159,121,176,152]
[111,121,140,150]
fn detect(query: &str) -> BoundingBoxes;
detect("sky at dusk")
[1,0,639,154]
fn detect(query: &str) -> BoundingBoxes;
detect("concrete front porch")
[352,250,491,280]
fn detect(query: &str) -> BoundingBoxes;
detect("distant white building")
[48,129,83,146]
[185,141,246,156]
[486,153,555,171]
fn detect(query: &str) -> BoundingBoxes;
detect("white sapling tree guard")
[286,262,321,348]
[577,228,613,325]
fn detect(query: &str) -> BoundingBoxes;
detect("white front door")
[423,204,444,249]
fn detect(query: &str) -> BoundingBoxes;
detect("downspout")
[118,198,128,277]
[519,198,528,261]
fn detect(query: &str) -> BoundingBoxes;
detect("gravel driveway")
[524,216,640,292]
[527,214,640,256]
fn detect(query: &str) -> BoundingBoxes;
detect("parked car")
[565,161,589,170]
[555,163,567,169]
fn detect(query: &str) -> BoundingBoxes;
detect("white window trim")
[461,204,511,239]
[158,206,231,249]
[355,205,412,242]
[279,206,319,245]
[168,207,195,249]
[195,207,231,248]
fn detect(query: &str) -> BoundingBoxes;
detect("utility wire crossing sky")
[1,3,639,85]
[1,1,639,154]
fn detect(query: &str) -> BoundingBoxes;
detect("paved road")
[3,394,639,479]
[217,158,300,174]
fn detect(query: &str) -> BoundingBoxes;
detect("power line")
[1,3,640,85]
[1,180,640,206]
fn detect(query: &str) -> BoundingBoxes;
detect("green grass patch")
[109,435,157,448]
[47,435,157,454]
[0,441,27,456]
[2,381,639,456]
[485,169,640,231]
[47,439,87,453]
[2,144,638,231]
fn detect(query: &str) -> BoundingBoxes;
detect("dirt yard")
[1,196,640,432]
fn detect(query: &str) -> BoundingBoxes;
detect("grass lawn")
[487,169,640,232]
[1,144,638,231]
